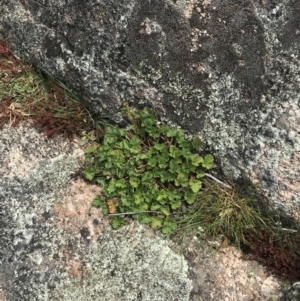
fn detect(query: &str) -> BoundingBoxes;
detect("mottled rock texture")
[280,282,300,301]
[0,1,299,222]
[0,124,192,301]
[0,123,284,301]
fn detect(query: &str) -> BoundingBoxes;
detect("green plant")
[3,39,300,281]
[84,106,214,233]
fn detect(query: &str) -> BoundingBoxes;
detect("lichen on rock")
[0,124,192,301]
[0,0,299,229]
[51,226,192,301]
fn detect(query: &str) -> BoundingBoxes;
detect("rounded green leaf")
[162,220,177,234]
[184,190,196,204]
[151,218,162,228]
[175,173,189,187]
[192,136,202,149]
[142,117,156,128]
[171,200,181,210]
[202,154,214,169]
[190,154,203,166]
[166,127,179,137]
[189,179,202,193]
[111,216,126,229]
[129,177,140,188]
[85,144,98,153]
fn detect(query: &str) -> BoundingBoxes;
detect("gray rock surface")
[0,124,192,301]
[280,282,300,301]
[0,123,284,301]
[0,0,300,232]
[0,1,299,222]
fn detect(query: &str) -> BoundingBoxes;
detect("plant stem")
[205,173,232,189]
[108,210,161,216]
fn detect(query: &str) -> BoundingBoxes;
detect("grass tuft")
[172,179,271,249]
[172,179,300,281]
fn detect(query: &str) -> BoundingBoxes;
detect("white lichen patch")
[52,224,192,301]
[0,122,192,301]
[0,289,8,301]
[175,0,211,19]
[0,122,84,178]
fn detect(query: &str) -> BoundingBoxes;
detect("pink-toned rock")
[0,123,287,300]
[1,0,299,226]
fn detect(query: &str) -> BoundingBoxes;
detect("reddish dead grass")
[242,229,300,281]
[0,39,104,139]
